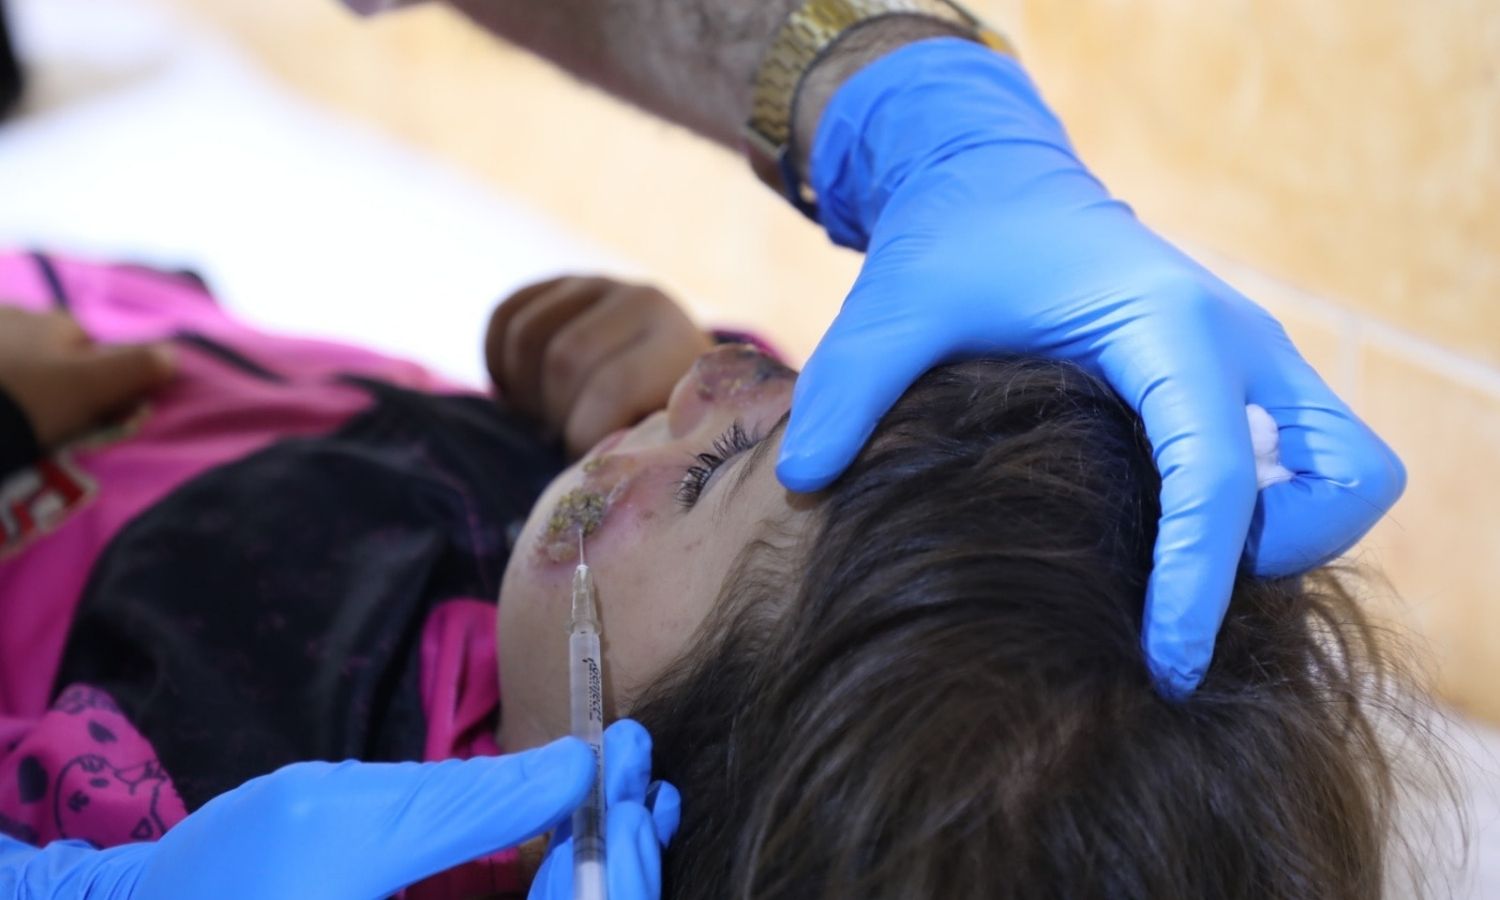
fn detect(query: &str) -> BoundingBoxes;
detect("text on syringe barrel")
[570,627,607,871]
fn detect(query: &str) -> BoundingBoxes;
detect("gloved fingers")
[1118,317,1259,697]
[304,742,591,895]
[607,801,666,900]
[603,718,653,806]
[1244,398,1405,576]
[528,723,676,900]
[776,277,945,492]
[528,826,572,900]
[0,833,156,899]
[137,741,594,900]
[528,802,666,900]
[354,741,591,862]
[645,780,682,846]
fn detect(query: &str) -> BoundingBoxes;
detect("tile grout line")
[1340,312,1363,411]
[1358,315,1500,400]
[1262,268,1500,395]
[1187,242,1500,400]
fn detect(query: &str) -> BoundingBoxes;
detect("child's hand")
[486,276,714,458]
[0,308,176,450]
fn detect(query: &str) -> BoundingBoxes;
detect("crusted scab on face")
[547,489,607,542]
[537,453,644,564]
[694,343,796,401]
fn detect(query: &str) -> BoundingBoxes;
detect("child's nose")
[665,345,791,436]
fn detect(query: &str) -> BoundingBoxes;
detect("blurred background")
[1,0,1497,889]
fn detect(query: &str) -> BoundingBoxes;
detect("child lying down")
[0,251,1444,899]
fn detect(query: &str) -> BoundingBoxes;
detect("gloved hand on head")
[776,38,1404,696]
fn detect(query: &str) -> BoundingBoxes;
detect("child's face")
[496,344,808,751]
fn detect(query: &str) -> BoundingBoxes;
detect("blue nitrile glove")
[776,38,1405,696]
[0,728,674,899]
[531,720,682,900]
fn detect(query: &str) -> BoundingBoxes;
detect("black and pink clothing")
[0,252,564,898]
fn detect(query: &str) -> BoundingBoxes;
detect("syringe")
[570,530,607,900]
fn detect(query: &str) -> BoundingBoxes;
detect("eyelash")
[675,421,755,509]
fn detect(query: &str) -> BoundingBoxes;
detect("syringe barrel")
[570,625,607,900]
[569,629,604,743]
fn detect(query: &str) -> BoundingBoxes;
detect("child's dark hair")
[629,357,1439,899]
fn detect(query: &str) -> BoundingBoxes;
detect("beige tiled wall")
[1013,1,1500,369]
[150,0,1500,721]
[1359,340,1500,716]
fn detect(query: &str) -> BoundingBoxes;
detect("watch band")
[745,0,1013,214]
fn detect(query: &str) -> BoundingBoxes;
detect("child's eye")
[675,421,756,509]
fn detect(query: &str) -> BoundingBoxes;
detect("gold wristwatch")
[745,0,1013,213]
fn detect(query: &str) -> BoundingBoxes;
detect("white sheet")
[1,1,1497,894]
[0,0,650,388]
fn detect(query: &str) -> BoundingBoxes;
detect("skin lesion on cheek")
[542,488,609,562]
[538,456,649,563]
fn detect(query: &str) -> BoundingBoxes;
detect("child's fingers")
[540,286,668,432]
[502,278,610,419]
[558,350,661,458]
[486,276,569,388]
[490,277,609,418]
[35,342,176,447]
[43,310,93,349]
[561,327,703,457]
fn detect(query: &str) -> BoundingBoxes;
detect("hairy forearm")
[444,0,970,166]
[445,0,800,147]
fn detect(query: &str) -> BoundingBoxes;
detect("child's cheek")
[534,458,680,565]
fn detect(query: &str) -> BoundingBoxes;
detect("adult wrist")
[745,0,1011,214]
[788,16,977,177]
